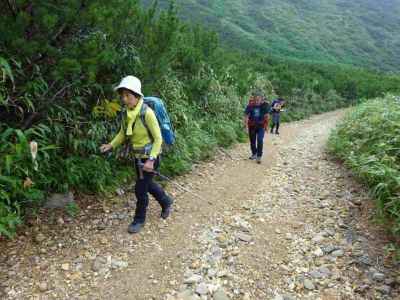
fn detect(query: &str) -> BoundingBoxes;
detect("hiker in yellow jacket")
[100,76,173,234]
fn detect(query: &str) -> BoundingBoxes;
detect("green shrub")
[65,202,80,218]
[214,122,238,147]
[328,94,400,234]
[0,202,21,239]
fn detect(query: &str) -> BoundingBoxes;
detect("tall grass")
[328,95,400,235]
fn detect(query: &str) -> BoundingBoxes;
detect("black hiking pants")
[249,126,265,158]
[271,112,280,133]
[133,157,171,224]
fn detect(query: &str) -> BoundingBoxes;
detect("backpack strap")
[139,104,154,143]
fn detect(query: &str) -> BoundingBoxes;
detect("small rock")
[312,234,325,243]
[324,228,335,237]
[321,245,340,254]
[355,284,370,293]
[242,293,251,300]
[165,294,175,300]
[320,191,330,200]
[338,221,348,229]
[97,224,107,231]
[313,248,324,257]
[31,256,40,265]
[35,233,46,243]
[357,255,372,266]
[70,271,82,280]
[226,256,235,265]
[377,285,391,294]
[61,263,70,271]
[38,282,48,292]
[195,283,208,295]
[117,212,127,220]
[217,234,229,247]
[331,249,344,257]
[92,257,106,272]
[237,232,252,243]
[217,270,229,278]
[309,270,323,279]
[304,279,315,290]
[116,188,125,196]
[372,272,385,282]
[184,274,202,284]
[385,278,395,286]
[169,280,177,286]
[242,204,251,210]
[318,266,331,277]
[126,200,136,208]
[210,247,223,262]
[213,289,230,300]
[207,269,217,278]
[176,289,200,300]
[111,259,128,269]
[191,260,201,269]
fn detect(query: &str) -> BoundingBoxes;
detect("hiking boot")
[275,131,280,135]
[256,157,262,164]
[127,221,144,234]
[249,154,257,160]
[161,197,173,219]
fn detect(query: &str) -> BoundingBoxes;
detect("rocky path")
[1,110,399,300]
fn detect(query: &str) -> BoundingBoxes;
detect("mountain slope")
[145,0,400,71]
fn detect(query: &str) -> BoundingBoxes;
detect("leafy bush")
[0,202,21,239]
[65,202,80,218]
[328,95,400,235]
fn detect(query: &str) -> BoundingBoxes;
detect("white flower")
[30,141,38,160]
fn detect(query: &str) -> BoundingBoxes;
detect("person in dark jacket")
[244,91,270,164]
[270,98,285,135]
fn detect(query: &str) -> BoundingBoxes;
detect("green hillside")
[146,0,400,71]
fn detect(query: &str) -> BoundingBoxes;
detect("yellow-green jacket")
[110,99,162,158]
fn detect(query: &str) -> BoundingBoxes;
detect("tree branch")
[21,112,40,130]
[6,0,17,18]
[50,83,74,102]
[52,23,67,41]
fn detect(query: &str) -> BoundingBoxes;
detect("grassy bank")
[328,95,400,235]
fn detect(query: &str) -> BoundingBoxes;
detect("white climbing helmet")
[114,75,144,97]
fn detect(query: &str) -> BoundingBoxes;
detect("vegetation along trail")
[1,110,399,300]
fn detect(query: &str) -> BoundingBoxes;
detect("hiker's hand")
[143,159,154,172]
[100,144,112,153]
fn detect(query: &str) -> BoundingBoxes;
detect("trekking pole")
[137,162,206,201]
[101,150,206,201]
